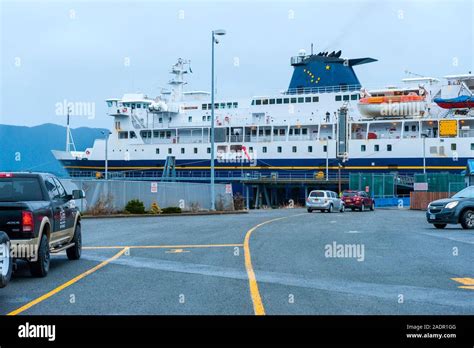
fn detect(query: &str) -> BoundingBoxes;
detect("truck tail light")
[0,172,13,178]
[22,211,34,232]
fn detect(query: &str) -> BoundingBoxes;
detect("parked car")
[342,190,375,211]
[306,190,345,213]
[426,186,474,229]
[0,231,12,288]
[0,172,84,277]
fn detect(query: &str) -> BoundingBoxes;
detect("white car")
[306,190,345,213]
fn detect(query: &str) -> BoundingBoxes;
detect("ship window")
[227,102,232,108]
[181,148,185,154]
[233,102,238,108]
[194,148,198,154]
[294,128,300,135]
[289,129,293,135]
[137,104,142,108]
[118,131,128,139]
[270,99,276,105]
[255,100,262,105]
[207,147,211,154]
[207,116,211,121]
[188,116,192,122]
[152,131,158,138]
[343,95,350,101]
[262,99,269,105]
[351,94,358,100]
[107,101,112,107]
[156,148,160,154]
[130,131,137,139]
[277,146,282,153]
[313,96,319,102]
[283,98,290,104]
[308,146,313,152]
[374,144,380,151]
[430,146,437,154]
[280,129,285,135]
[451,143,457,150]
[262,146,267,153]
[202,116,206,121]
[131,103,136,109]
[290,97,297,103]
[249,147,254,153]
[208,104,212,109]
[404,125,409,132]
[471,143,474,150]
[292,146,297,153]
[323,145,327,152]
[273,129,278,135]
[202,104,207,110]
[305,97,311,103]
[361,145,366,152]
[265,129,271,136]
[219,103,224,109]
[276,99,283,104]
[335,96,342,101]
[411,125,417,131]
[251,100,255,105]
[159,117,163,123]
[298,97,304,103]
[166,131,172,138]
[214,103,219,109]
[302,128,308,135]
[140,130,152,138]
[168,148,172,154]
[387,144,392,151]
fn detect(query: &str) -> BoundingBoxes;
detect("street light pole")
[325,139,329,181]
[210,29,226,211]
[102,131,112,180]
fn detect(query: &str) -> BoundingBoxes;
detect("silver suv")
[306,190,344,213]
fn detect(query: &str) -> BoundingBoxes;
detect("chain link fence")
[61,179,234,212]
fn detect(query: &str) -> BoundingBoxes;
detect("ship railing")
[285,84,361,95]
[67,169,350,181]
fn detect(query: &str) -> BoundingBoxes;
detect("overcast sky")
[1,0,472,128]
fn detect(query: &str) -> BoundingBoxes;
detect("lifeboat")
[434,95,474,109]
[357,93,426,118]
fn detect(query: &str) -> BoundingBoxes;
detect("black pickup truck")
[0,172,84,278]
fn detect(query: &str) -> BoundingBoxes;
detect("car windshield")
[0,177,44,201]
[309,191,325,198]
[343,192,357,197]
[452,186,474,199]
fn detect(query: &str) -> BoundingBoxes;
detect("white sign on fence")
[225,184,232,194]
[414,182,428,191]
[151,182,158,193]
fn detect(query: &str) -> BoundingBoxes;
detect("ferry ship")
[53,49,474,181]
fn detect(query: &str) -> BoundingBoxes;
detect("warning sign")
[225,184,232,194]
[151,182,158,193]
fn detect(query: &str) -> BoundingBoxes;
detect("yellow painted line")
[452,277,474,290]
[243,214,306,315]
[83,243,243,250]
[7,248,128,316]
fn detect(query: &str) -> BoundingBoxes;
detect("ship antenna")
[311,43,314,55]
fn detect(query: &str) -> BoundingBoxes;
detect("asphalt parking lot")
[1,208,474,315]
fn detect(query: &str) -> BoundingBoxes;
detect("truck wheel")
[67,223,82,260]
[460,210,474,230]
[434,223,447,229]
[0,232,12,288]
[29,234,50,278]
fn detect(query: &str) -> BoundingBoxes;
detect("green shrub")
[161,206,182,214]
[125,199,146,214]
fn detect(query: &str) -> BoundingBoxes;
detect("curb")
[81,210,249,219]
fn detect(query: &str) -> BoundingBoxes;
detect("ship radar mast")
[168,58,191,102]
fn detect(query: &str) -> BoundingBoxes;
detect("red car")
[342,190,375,211]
